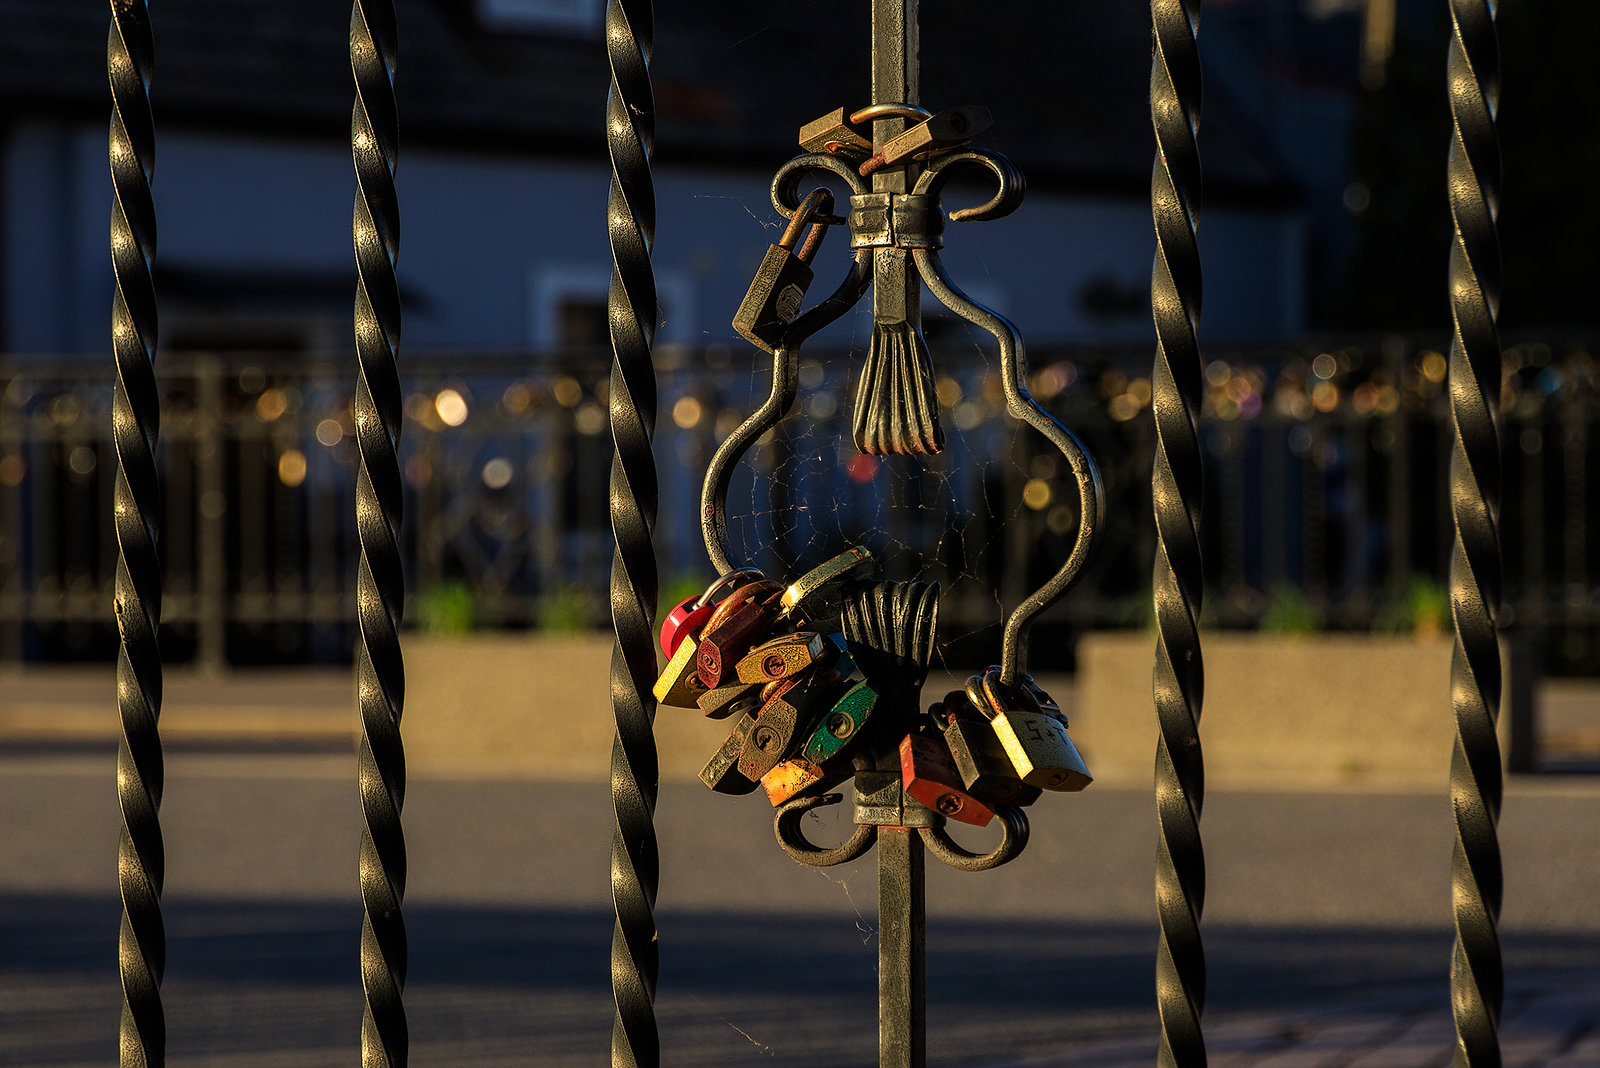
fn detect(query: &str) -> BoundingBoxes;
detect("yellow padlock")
[652,633,708,708]
[974,670,1091,792]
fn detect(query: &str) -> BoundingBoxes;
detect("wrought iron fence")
[2,338,1594,669]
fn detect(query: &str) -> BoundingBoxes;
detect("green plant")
[1259,584,1320,635]
[1373,575,1450,638]
[538,584,596,634]
[414,580,476,635]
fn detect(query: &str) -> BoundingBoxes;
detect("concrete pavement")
[4,730,1598,1066]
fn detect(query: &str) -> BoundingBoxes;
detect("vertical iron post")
[109,1,166,1062]
[605,0,660,1065]
[877,826,926,1068]
[870,4,926,1065]
[1149,0,1207,1064]
[351,2,408,1064]
[1445,1,1504,1063]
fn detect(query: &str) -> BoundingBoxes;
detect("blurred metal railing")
[0,336,1594,671]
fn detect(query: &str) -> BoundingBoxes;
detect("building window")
[478,0,603,35]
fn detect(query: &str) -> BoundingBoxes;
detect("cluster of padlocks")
[653,547,1092,829]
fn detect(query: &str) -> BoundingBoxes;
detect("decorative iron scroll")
[109,1,166,1063]
[1446,0,1505,1063]
[604,0,662,1065]
[659,7,1102,1051]
[351,2,408,1065]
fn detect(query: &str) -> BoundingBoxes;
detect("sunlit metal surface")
[350,2,408,1064]
[108,1,166,1063]
[1446,1,1506,1063]
[603,0,661,1064]
[1149,0,1208,1063]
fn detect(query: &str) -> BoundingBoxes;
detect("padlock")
[696,680,758,719]
[700,711,760,795]
[735,631,828,685]
[976,669,1091,792]
[760,756,846,806]
[651,630,708,708]
[859,105,993,175]
[732,188,836,353]
[660,567,762,658]
[900,732,994,827]
[798,107,873,160]
[938,690,1041,808]
[737,671,837,782]
[778,546,874,622]
[799,679,877,764]
[695,579,783,689]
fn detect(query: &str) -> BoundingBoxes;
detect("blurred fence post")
[195,354,228,673]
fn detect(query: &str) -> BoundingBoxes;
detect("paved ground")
[3,733,1598,1066]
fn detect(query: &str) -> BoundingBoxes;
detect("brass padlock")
[798,107,873,160]
[651,631,708,708]
[735,631,828,685]
[737,671,837,782]
[700,712,760,795]
[900,732,994,827]
[975,669,1091,793]
[732,188,836,353]
[778,546,873,622]
[800,679,876,764]
[697,680,758,719]
[937,690,1041,808]
[859,105,993,175]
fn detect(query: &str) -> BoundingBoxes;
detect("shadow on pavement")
[6,892,1598,1065]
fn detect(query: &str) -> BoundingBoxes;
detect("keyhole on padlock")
[826,712,854,739]
[935,793,964,816]
[762,653,786,678]
[753,725,781,753]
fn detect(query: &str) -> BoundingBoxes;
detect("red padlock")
[900,732,994,827]
[660,568,762,658]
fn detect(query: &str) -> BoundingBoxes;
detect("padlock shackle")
[697,567,763,608]
[849,102,931,125]
[777,187,835,252]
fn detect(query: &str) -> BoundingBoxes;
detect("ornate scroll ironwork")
[351,2,408,1064]
[1149,0,1208,1064]
[109,1,165,1062]
[1446,1,1505,1063]
[604,0,661,1065]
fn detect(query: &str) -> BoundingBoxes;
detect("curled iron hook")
[914,245,1104,686]
[771,152,867,222]
[701,248,873,573]
[912,149,1025,223]
[918,806,1030,872]
[774,792,878,867]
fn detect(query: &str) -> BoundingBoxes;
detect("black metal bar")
[604,0,660,1063]
[867,6,927,1064]
[108,0,165,1062]
[350,2,408,1064]
[1149,0,1207,1064]
[877,827,926,1068]
[1445,0,1505,1063]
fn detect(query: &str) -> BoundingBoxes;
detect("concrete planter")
[1073,632,1532,789]
[403,633,733,780]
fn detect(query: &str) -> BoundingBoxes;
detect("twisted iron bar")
[109,2,164,1063]
[1446,1,1504,1063]
[605,1,660,1064]
[1149,0,1207,1063]
[351,3,407,1064]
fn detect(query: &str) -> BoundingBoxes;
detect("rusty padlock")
[900,731,994,827]
[938,689,1041,808]
[732,188,837,353]
[695,578,783,689]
